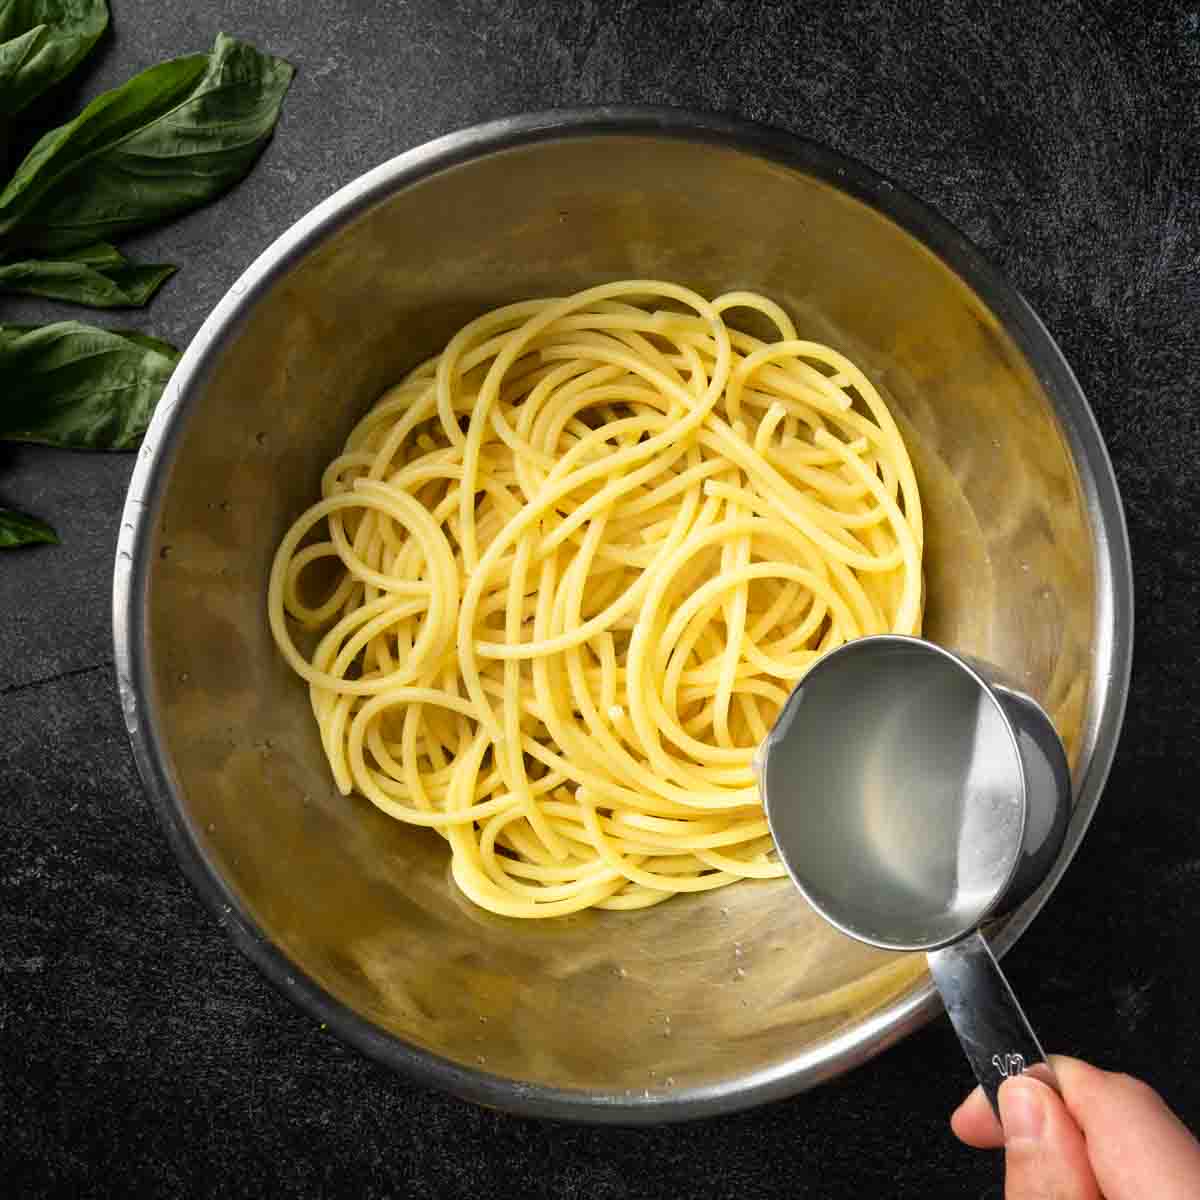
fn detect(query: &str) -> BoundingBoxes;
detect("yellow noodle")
[267,282,923,917]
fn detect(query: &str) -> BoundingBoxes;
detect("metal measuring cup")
[758,635,1071,1115]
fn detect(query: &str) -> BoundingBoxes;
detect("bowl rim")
[112,105,1133,1124]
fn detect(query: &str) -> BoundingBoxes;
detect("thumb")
[1000,1075,1100,1200]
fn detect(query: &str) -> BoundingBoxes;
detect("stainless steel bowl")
[112,108,1132,1122]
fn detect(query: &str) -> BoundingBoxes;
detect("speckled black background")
[2,1,1198,1196]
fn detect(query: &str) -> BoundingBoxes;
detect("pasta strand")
[267,282,923,917]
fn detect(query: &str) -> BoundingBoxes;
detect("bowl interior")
[133,127,1109,1113]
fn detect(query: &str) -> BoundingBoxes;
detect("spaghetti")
[268,281,923,917]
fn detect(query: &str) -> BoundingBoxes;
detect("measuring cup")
[758,635,1071,1114]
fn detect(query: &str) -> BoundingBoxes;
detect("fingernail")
[998,1078,1045,1143]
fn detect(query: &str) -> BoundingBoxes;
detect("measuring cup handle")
[927,930,1058,1119]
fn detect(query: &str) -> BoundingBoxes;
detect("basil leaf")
[0,32,293,253]
[0,320,179,448]
[0,0,108,116]
[113,328,178,357]
[0,504,58,546]
[0,241,175,305]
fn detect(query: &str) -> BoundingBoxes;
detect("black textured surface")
[3,1,1199,1196]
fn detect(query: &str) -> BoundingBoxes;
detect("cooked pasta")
[268,280,923,917]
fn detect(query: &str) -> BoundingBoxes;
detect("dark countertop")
[3,2,1198,1196]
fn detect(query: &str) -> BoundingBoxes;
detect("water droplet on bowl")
[160,545,172,560]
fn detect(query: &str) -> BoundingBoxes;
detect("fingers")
[951,1082,1003,1148]
[1050,1058,1200,1200]
[951,1060,1060,1147]
[952,1056,1200,1200]
[998,1075,1100,1200]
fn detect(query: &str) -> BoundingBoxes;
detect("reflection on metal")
[112,108,1132,1122]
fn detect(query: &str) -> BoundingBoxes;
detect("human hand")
[951,1055,1200,1199]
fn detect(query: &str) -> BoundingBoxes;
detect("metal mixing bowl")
[112,109,1132,1122]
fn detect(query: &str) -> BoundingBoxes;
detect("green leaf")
[45,238,122,264]
[0,505,58,546]
[0,0,108,116]
[0,319,179,448]
[0,31,293,253]
[0,241,175,305]
[113,328,178,357]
